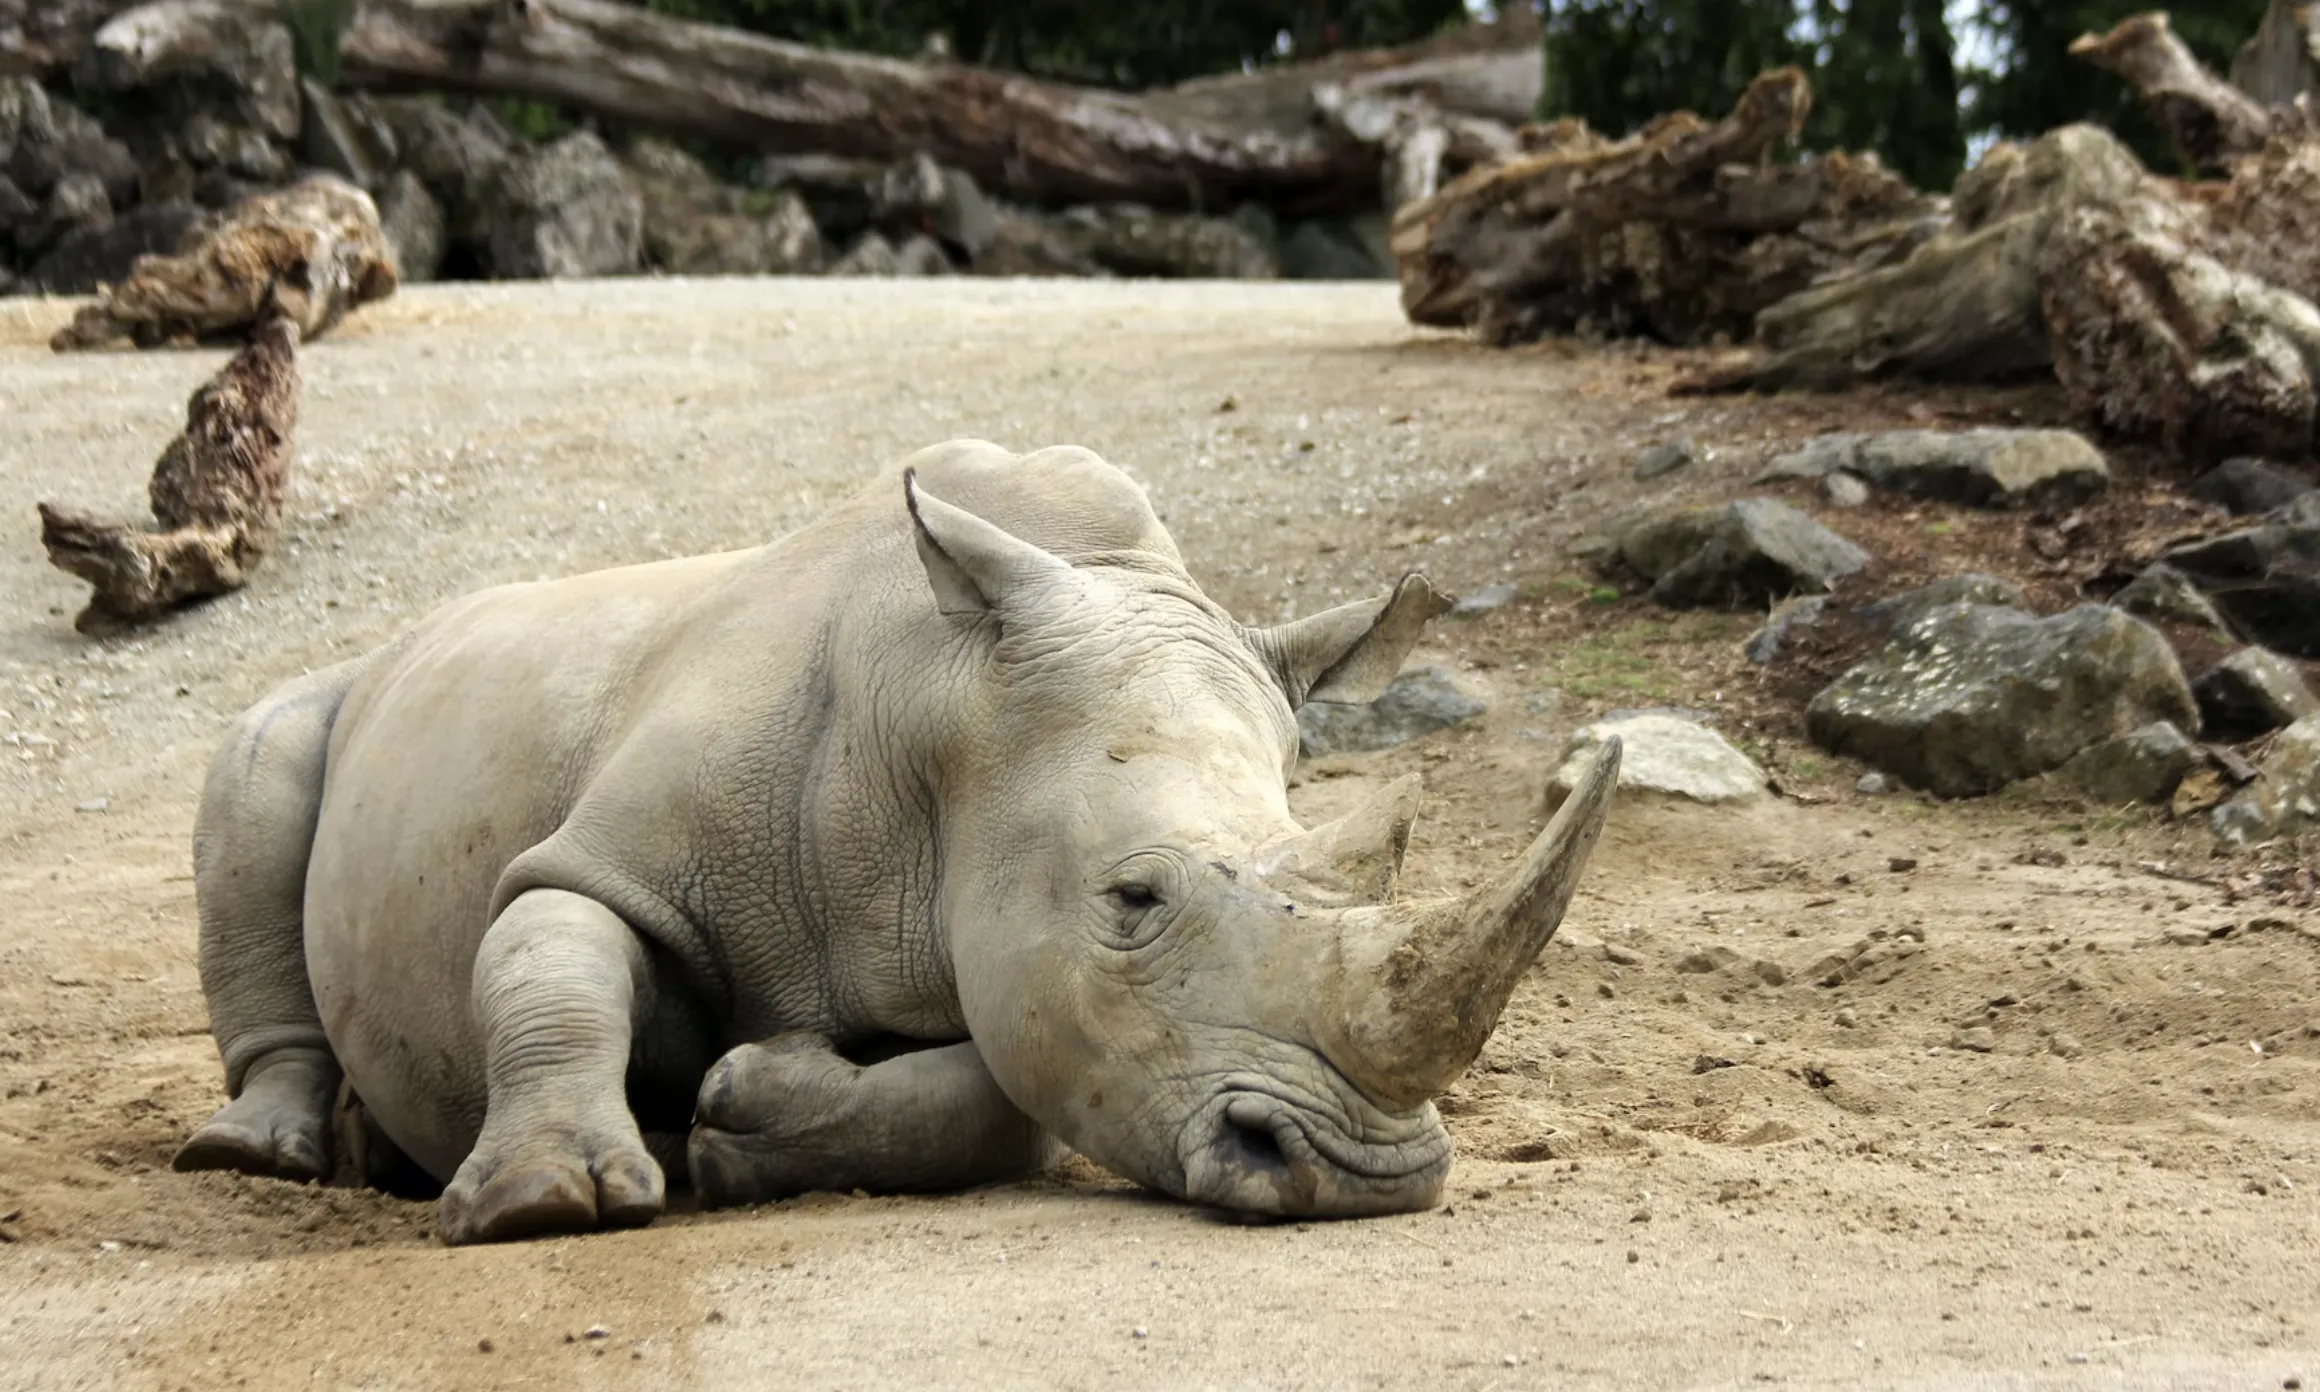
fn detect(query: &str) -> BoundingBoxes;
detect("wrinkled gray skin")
[176,441,1619,1244]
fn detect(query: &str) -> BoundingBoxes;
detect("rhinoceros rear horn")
[904,469,1073,617]
[1323,738,1621,1109]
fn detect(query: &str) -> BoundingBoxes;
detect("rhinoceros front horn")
[1320,738,1622,1110]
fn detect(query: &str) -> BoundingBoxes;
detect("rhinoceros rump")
[173,440,1619,1243]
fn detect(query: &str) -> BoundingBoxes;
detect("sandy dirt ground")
[0,279,2315,1390]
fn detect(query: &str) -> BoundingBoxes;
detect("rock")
[376,171,444,283]
[181,112,292,183]
[1544,712,1768,810]
[9,92,137,210]
[300,79,398,190]
[25,171,110,255]
[1298,666,1487,757]
[2163,502,2320,656]
[2111,561,2231,635]
[893,233,954,276]
[1822,471,1870,508]
[80,4,300,141]
[1450,582,1519,618]
[1950,1025,1996,1052]
[2048,1032,2083,1059]
[627,138,824,276]
[2195,648,2320,739]
[26,200,204,294]
[2,77,57,194]
[1047,204,1279,279]
[829,231,902,276]
[1277,216,1391,280]
[1763,429,2110,510]
[2213,716,2320,843]
[1744,594,1829,664]
[1620,500,1868,610]
[483,131,642,279]
[0,171,35,232]
[1633,438,1699,480]
[2189,458,2313,516]
[2054,721,2197,805]
[1806,603,2200,797]
[867,152,994,261]
[1855,771,1891,794]
[378,97,514,258]
[1860,574,2028,635]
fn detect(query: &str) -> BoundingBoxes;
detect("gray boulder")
[2194,648,2320,740]
[1633,438,1699,480]
[1860,574,2027,635]
[2112,561,2231,635]
[2162,496,2320,655]
[2190,458,2313,516]
[484,131,642,279]
[1620,499,1869,610]
[26,199,204,294]
[868,152,995,260]
[1048,204,1279,279]
[2212,714,2320,844]
[377,170,445,283]
[23,170,110,255]
[893,232,954,276]
[181,111,292,182]
[1806,603,2199,797]
[1822,471,1871,508]
[78,5,299,141]
[378,97,514,255]
[300,80,399,191]
[1545,712,1766,811]
[1298,666,1487,757]
[1277,216,1391,279]
[1764,429,2109,510]
[628,138,823,276]
[830,231,903,276]
[2055,721,2197,805]
[1744,594,1830,664]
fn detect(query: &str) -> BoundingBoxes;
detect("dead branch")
[2070,12,2280,174]
[39,314,301,633]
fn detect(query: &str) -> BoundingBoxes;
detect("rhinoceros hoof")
[172,1050,337,1182]
[437,1125,664,1245]
[688,1033,855,1208]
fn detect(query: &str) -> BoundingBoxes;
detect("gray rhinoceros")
[174,440,1619,1243]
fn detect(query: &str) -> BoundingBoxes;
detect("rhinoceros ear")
[905,469,1072,617]
[1247,574,1452,706]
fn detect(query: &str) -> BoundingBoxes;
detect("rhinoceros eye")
[1103,881,1166,945]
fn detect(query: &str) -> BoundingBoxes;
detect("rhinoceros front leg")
[688,1034,1052,1207]
[436,888,666,1246]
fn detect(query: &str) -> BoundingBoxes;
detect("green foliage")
[280,0,356,89]
[1540,0,1966,189]
[1965,0,2271,173]
[644,0,1468,88]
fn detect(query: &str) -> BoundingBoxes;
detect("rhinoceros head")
[905,472,1619,1219]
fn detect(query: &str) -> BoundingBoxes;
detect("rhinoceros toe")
[437,1128,664,1245]
[172,1048,337,1182]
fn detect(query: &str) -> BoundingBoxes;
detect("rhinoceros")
[174,440,1619,1243]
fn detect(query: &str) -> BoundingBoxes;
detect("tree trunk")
[51,173,396,351]
[2069,12,2281,174]
[2231,0,2320,107]
[38,313,301,634]
[1387,68,1933,347]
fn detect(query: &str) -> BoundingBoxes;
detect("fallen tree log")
[38,311,301,634]
[2069,12,2284,174]
[51,173,395,350]
[1389,68,1934,346]
[76,0,1529,216]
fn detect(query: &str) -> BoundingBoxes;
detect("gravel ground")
[1,279,2315,1391]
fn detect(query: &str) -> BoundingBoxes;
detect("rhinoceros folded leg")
[436,889,667,1246]
[688,1034,1052,1208]
[177,660,372,1184]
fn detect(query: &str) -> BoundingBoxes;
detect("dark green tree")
[1539,0,1806,142]
[1806,0,1965,188]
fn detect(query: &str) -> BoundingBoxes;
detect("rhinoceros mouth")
[1175,1078,1451,1218]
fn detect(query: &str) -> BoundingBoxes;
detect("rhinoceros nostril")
[1223,1115,1290,1178]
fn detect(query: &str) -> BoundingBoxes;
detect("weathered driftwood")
[2070,12,2282,174]
[39,313,301,633]
[51,174,395,351]
[1388,68,1934,346]
[2043,201,2320,460]
[2231,0,2320,107]
[1702,123,2149,391]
